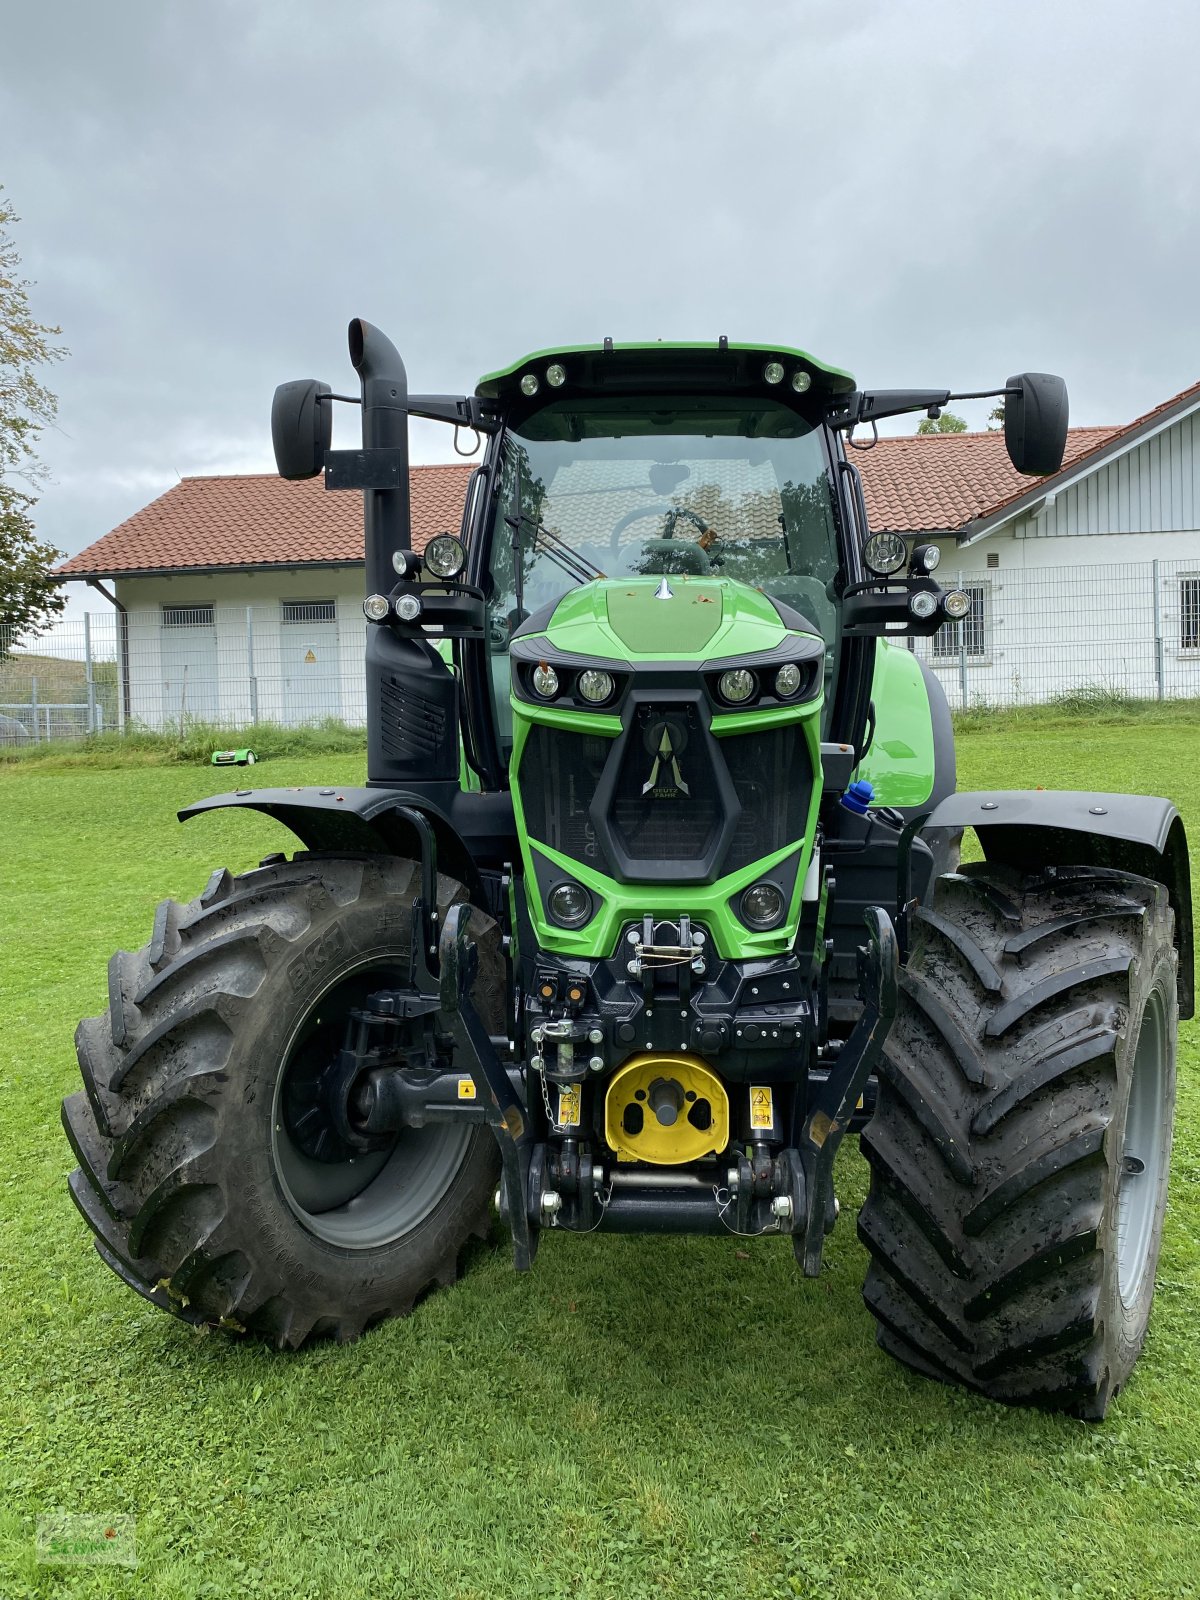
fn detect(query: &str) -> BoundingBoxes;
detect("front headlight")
[548,881,592,928]
[718,668,757,705]
[424,534,467,579]
[741,881,786,930]
[863,532,908,576]
[774,663,803,698]
[532,662,560,698]
[578,669,615,704]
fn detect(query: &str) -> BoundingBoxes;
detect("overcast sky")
[4,0,1199,611]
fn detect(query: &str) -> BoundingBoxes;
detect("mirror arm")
[828,385,1013,429]
[317,390,499,432]
[408,394,500,432]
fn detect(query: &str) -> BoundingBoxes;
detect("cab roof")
[475,339,856,404]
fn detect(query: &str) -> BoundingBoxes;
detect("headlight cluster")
[363,536,469,626]
[364,591,426,623]
[711,659,817,708]
[526,662,620,705]
[908,587,973,622]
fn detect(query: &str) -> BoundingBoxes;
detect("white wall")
[919,528,1199,706]
[114,567,368,728]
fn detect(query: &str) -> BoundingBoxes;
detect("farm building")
[48,379,1200,729]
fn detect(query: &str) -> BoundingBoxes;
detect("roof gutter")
[86,579,131,726]
[59,558,366,581]
[956,388,1200,548]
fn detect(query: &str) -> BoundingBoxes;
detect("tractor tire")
[859,863,1178,1418]
[63,853,505,1347]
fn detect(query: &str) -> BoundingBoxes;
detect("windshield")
[490,397,838,616]
[483,397,842,748]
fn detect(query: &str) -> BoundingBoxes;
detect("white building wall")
[916,410,1200,708]
[114,567,367,729]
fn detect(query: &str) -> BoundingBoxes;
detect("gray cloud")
[3,0,1198,604]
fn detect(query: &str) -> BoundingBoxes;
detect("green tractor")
[64,325,1193,1419]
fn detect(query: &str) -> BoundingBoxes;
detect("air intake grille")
[380,678,447,762]
[721,726,813,872]
[516,724,612,868]
[517,703,814,883]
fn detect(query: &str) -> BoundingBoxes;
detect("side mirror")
[1005,372,1068,476]
[271,378,332,480]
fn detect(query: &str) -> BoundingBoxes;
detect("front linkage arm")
[439,902,538,1271]
[795,906,899,1276]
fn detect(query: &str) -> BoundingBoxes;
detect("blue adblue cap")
[841,778,875,815]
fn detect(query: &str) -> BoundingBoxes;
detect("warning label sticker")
[457,1078,477,1100]
[304,648,316,663]
[557,1084,582,1127]
[750,1085,774,1130]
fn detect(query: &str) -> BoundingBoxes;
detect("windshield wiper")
[504,512,605,591]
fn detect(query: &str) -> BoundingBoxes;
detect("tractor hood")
[526,576,796,663]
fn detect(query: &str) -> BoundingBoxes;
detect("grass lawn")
[1,720,1197,1600]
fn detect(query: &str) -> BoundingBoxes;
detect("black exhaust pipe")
[349,318,412,597]
[349,319,460,792]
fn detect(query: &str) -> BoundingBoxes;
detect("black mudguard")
[179,784,517,891]
[922,789,1192,1017]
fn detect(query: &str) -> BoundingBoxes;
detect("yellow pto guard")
[603,1053,729,1165]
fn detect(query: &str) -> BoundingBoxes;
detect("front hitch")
[795,905,899,1275]
[439,902,538,1271]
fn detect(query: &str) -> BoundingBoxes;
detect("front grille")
[517,724,613,868]
[722,727,813,872]
[610,702,720,862]
[516,702,813,882]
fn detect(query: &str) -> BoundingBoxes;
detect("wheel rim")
[271,960,471,1251]
[1117,983,1168,1307]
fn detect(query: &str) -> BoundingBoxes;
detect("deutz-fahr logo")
[643,721,690,798]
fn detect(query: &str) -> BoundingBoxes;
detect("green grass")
[0,651,118,702]
[1,723,1197,1599]
[0,718,367,770]
[953,690,1200,733]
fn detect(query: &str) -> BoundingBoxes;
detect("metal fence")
[1,559,1197,743]
[911,557,1200,709]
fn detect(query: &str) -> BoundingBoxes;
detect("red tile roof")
[57,380,1200,577]
[855,426,1120,533]
[56,464,475,577]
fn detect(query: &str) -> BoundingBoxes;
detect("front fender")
[179,784,517,891]
[922,789,1192,1017]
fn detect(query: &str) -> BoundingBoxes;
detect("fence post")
[84,612,97,733]
[246,606,259,723]
[957,568,969,709]
[1152,559,1164,700]
[30,675,40,743]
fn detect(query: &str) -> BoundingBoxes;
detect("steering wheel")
[609,504,716,574]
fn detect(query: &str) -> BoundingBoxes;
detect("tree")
[986,399,1005,431]
[916,410,968,435]
[1,189,66,657]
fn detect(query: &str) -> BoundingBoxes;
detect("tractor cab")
[476,371,845,762]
